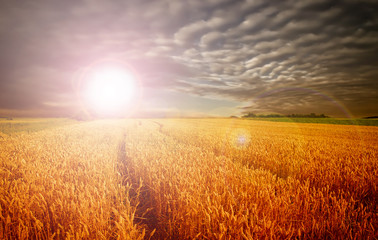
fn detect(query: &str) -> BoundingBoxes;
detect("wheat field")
[0,119,377,239]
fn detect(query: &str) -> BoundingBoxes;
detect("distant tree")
[230,116,239,118]
[242,112,329,118]
[286,113,329,118]
[242,112,256,118]
[264,114,283,118]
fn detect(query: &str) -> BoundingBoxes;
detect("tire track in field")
[150,120,163,132]
[116,128,159,239]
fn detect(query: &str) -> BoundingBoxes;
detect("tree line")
[241,113,329,118]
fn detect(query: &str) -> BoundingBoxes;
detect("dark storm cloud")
[0,0,377,117]
[173,0,378,116]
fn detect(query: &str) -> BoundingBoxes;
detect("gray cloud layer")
[0,0,377,117]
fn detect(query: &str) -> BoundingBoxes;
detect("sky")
[0,0,377,118]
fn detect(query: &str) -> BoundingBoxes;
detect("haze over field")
[0,0,377,118]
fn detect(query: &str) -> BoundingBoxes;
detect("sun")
[82,67,137,115]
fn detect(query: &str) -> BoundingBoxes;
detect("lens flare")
[229,128,251,149]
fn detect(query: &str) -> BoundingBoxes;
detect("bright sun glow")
[83,67,136,115]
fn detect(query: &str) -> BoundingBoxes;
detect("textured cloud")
[0,0,377,117]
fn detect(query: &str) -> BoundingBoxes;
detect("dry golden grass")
[0,121,145,239]
[0,119,377,239]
